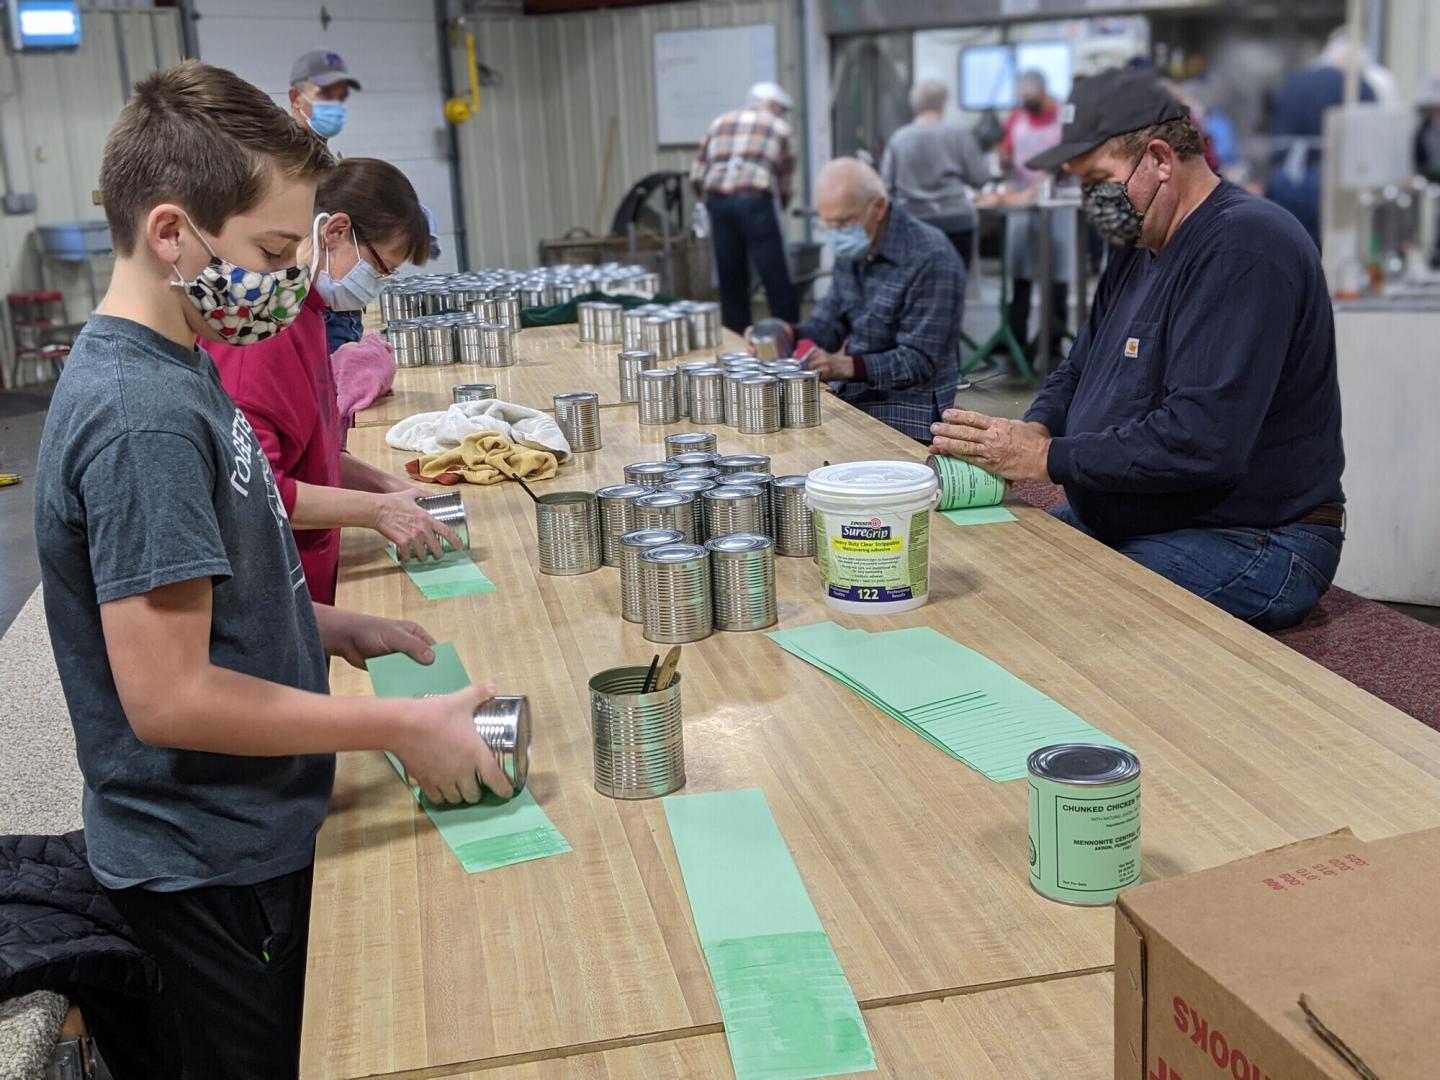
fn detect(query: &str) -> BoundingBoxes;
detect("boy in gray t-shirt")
[33,63,510,1078]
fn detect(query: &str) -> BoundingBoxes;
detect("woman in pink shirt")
[208,158,455,604]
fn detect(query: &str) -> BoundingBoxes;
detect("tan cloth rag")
[407,432,558,486]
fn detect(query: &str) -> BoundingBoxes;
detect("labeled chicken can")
[1027,743,1141,906]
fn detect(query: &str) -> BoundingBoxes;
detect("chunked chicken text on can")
[1027,743,1141,905]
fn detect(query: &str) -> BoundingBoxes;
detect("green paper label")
[1028,774,1141,905]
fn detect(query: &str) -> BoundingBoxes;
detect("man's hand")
[392,684,514,804]
[805,347,857,381]
[930,410,1052,482]
[316,606,437,670]
[373,489,462,562]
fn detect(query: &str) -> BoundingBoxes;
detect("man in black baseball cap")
[288,50,361,141]
[929,68,1347,631]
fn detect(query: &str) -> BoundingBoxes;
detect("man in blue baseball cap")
[288,50,361,141]
[930,68,1346,631]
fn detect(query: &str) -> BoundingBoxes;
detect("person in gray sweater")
[880,79,991,269]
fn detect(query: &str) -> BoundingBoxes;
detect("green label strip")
[768,622,1126,782]
[940,505,1016,527]
[664,788,875,1080]
[365,644,570,874]
[387,545,498,600]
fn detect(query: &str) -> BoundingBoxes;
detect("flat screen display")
[12,1,82,50]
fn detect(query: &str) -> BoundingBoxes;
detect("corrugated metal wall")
[455,0,802,270]
[0,6,183,379]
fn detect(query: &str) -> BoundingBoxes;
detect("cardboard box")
[1115,826,1440,1080]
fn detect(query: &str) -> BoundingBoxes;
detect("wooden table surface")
[304,388,1440,1079]
[354,325,748,427]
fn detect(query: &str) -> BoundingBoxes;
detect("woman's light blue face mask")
[315,231,384,312]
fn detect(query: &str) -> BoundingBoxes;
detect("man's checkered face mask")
[171,210,321,345]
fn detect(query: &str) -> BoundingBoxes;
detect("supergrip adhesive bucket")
[1027,743,1142,906]
[927,454,1005,511]
[804,461,939,615]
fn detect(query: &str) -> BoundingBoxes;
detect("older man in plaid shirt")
[790,158,965,442]
[691,82,799,332]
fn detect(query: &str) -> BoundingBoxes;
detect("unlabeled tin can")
[717,351,755,366]
[721,370,748,427]
[622,307,648,350]
[670,453,720,471]
[423,322,456,365]
[379,288,405,324]
[486,295,521,329]
[455,320,486,364]
[641,316,672,362]
[675,360,712,417]
[390,322,426,367]
[715,453,771,476]
[577,300,600,342]
[637,368,681,426]
[478,323,515,367]
[771,474,816,557]
[662,310,690,357]
[618,528,685,622]
[738,375,782,435]
[416,490,469,551]
[687,301,722,351]
[472,696,532,793]
[670,465,720,483]
[689,368,726,424]
[702,485,767,540]
[665,431,718,459]
[718,472,774,535]
[663,479,714,541]
[763,360,804,375]
[453,382,498,404]
[1027,743,1142,906]
[592,302,624,345]
[535,491,602,576]
[780,370,822,428]
[554,392,602,452]
[596,483,647,566]
[618,349,658,403]
[634,491,696,543]
[640,544,712,644]
[589,666,685,800]
[623,460,680,489]
[706,533,777,631]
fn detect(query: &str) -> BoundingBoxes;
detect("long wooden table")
[355,325,748,426]
[304,382,1440,1078]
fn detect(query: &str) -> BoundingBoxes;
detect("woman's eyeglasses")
[355,231,398,278]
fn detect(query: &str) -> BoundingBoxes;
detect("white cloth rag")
[385,399,571,460]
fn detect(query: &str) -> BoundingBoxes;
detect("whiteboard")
[653,24,778,146]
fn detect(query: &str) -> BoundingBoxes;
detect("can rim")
[1026,743,1140,785]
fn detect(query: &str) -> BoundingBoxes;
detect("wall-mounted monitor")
[8,0,82,52]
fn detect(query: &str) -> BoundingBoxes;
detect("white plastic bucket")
[805,461,940,615]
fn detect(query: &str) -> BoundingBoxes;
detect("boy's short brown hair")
[100,60,334,256]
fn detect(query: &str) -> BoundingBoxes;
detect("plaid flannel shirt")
[690,108,796,205]
[795,206,964,441]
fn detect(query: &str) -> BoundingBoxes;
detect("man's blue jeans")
[1051,505,1343,631]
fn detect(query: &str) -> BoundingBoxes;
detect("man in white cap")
[288,50,361,141]
[690,81,799,332]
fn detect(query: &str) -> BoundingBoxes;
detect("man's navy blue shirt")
[1026,182,1344,541]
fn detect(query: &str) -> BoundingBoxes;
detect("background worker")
[691,81,800,333]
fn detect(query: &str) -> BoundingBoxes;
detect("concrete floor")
[0,390,46,633]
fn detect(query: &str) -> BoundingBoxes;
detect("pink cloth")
[333,331,396,439]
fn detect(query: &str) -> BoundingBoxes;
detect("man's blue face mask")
[827,223,870,261]
[306,100,347,139]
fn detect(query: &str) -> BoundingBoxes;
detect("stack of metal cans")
[779,370,821,428]
[637,369,680,425]
[639,544,712,643]
[617,349,658,403]
[662,479,714,540]
[553,392,602,452]
[706,533,777,631]
[634,491,696,542]
[618,528,684,622]
[738,375,782,435]
[589,666,685,800]
[595,484,647,566]
[641,316,672,362]
[771,474,816,557]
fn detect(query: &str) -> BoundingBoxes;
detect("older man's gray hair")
[909,78,949,116]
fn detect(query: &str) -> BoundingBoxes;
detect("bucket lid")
[806,460,937,500]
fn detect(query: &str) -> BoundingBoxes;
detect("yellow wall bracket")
[445,24,481,125]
